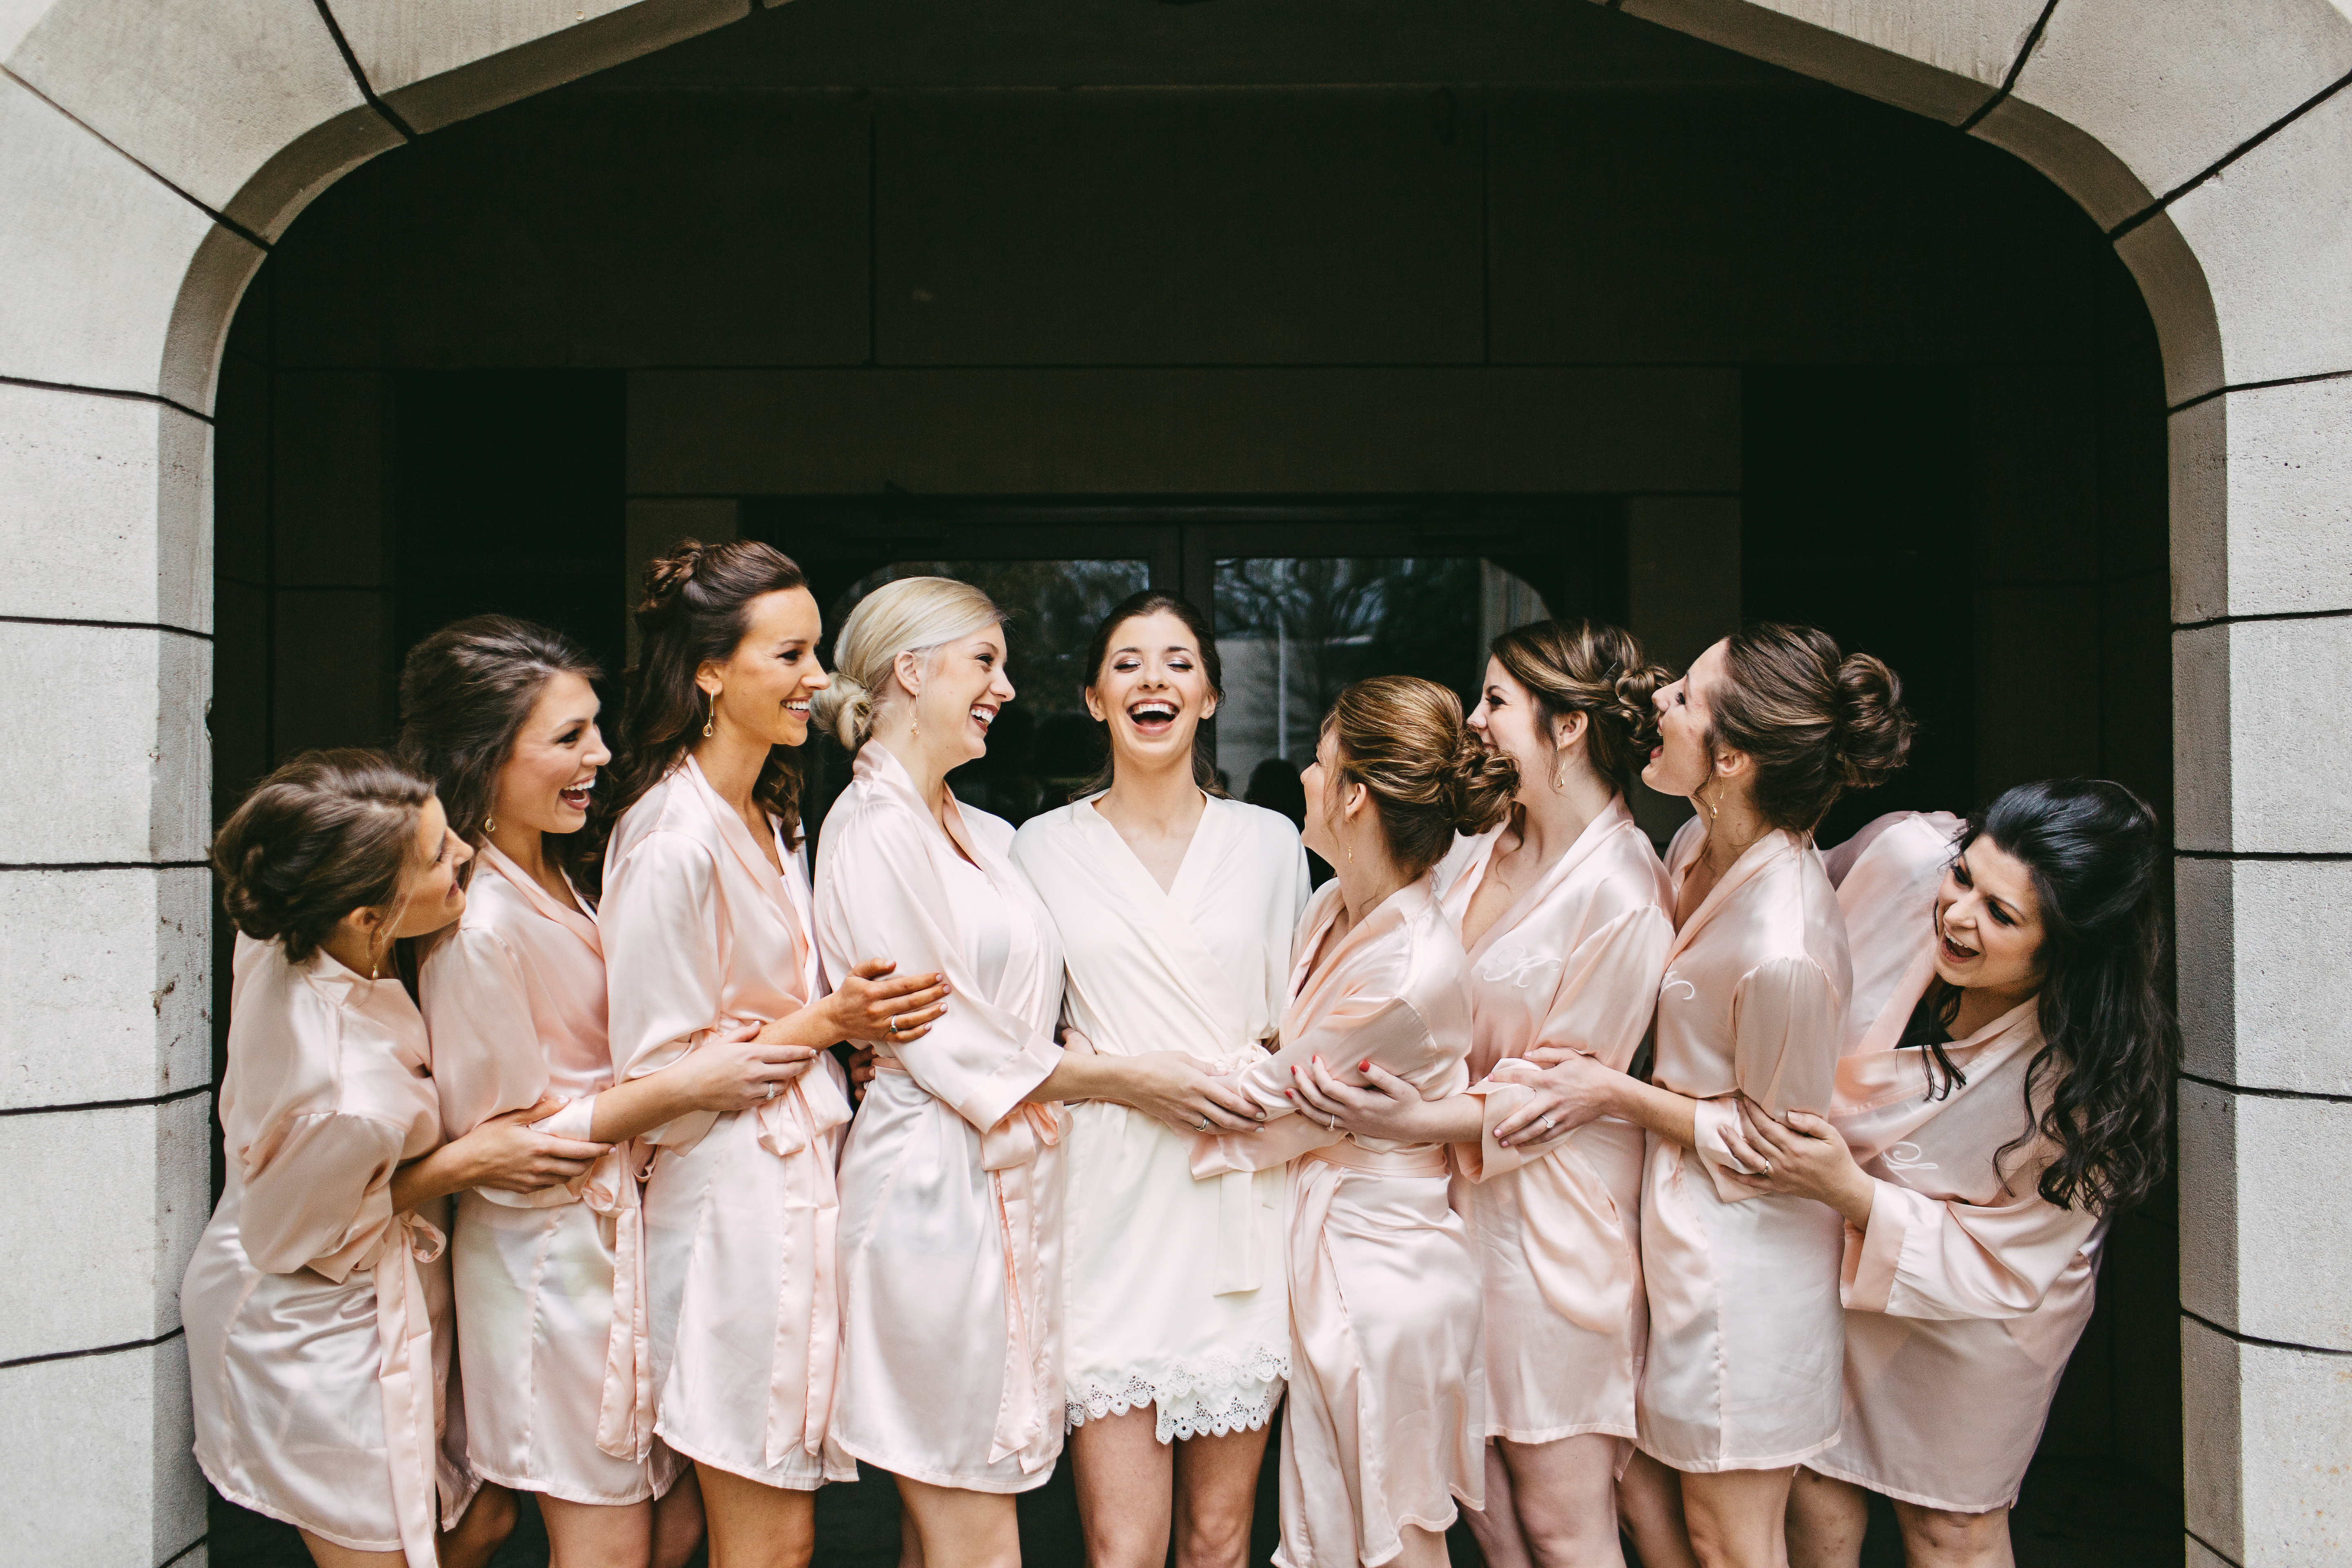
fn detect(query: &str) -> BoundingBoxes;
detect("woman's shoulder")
[1009,797,1087,852]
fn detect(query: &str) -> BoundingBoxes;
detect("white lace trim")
[1065,1343,1291,1443]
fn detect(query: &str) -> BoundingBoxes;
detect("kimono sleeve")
[600,830,728,1147]
[237,1111,410,1280]
[1190,993,1436,1176]
[1845,1180,2103,1320]
[1463,904,1671,1180]
[419,926,550,1140]
[818,810,1060,1133]
[1729,953,1842,1118]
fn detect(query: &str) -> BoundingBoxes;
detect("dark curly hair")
[211,749,434,967]
[1324,676,1518,879]
[396,615,603,887]
[1972,779,2177,1216]
[587,539,814,893]
[1488,618,1668,799]
[1707,622,1913,832]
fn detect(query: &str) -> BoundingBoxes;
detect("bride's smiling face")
[1086,609,1217,778]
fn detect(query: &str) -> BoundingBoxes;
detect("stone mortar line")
[2110,64,2352,241]
[2179,1071,2352,1107]
[0,860,210,871]
[2169,364,2352,416]
[2172,606,2352,633]
[2180,1305,2352,1359]
[2173,849,2352,862]
[2183,1530,2243,1568]
[0,373,211,425]
[308,0,417,142]
[0,66,270,254]
[0,614,212,641]
[157,1537,207,1568]
[0,1325,185,1374]
[1955,0,2062,135]
[0,1084,214,1121]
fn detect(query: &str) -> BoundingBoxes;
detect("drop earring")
[703,692,718,739]
[484,810,496,835]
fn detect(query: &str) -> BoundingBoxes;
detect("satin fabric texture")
[815,744,1071,1493]
[1437,798,1674,1448]
[603,757,855,1490]
[185,935,477,1568]
[1192,877,1486,1568]
[1011,795,1309,1441]
[420,842,675,1505]
[1637,820,1854,1473]
[1811,813,2105,1512]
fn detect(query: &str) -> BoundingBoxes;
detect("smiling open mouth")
[559,776,596,811]
[971,703,997,732]
[784,698,810,716]
[1127,699,1178,735]
[1936,910,1978,963]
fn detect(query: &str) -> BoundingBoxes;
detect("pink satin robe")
[815,745,1069,1493]
[184,935,476,1567]
[1822,809,1961,1055]
[1638,821,1852,1473]
[1437,798,1673,1446]
[1191,877,1485,1568]
[1010,796,1307,1441]
[420,843,671,1503]
[601,757,855,1490]
[1812,814,2103,1512]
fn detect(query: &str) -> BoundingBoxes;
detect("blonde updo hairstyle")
[1324,675,1519,879]
[814,575,1006,753]
[1489,618,1669,798]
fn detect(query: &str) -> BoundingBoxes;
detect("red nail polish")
[1359,1060,1370,1072]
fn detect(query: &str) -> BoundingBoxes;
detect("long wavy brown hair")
[584,539,813,895]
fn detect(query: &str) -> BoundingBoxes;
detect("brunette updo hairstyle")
[1324,676,1519,879]
[1489,618,1669,798]
[211,749,434,967]
[1971,779,2177,1216]
[1706,622,1914,832]
[812,575,1004,753]
[1075,589,1228,800]
[593,539,814,885]
[397,615,602,884]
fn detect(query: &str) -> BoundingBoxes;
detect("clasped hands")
[1718,1096,1876,1228]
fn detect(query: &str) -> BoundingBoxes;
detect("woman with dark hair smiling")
[1744,780,2176,1568]
[186,750,598,1568]
[595,543,949,1568]
[1011,591,1307,1568]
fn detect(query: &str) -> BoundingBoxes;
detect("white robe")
[1011,794,1309,1441]
[815,745,1069,1492]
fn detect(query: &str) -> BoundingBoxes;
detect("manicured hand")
[1491,1046,1616,1146]
[1724,1102,1876,1227]
[458,1094,609,1193]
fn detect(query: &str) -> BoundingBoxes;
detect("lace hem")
[1065,1343,1291,1443]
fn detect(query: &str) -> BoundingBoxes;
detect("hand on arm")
[1029,1035,1266,1134]
[1290,1056,1482,1143]
[391,1094,609,1214]
[1723,1102,1877,1227]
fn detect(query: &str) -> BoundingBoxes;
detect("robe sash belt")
[753,1066,853,1466]
[877,1053,1067,1469]
[582,1141,656,1462]
[1303,1140,1449,1178]
[1202,1038,1274,1297]
[367,1211,448,1568]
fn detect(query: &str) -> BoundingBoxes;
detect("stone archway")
[0,4,2340,1565]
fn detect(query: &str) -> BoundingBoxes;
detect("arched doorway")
[207,4,2173,1562]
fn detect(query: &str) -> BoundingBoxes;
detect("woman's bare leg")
[1464,1444,1536,1568]
[1783,1470,1866,1568]
[1679,1467,1796,1568]
[1493,1434,1625,1568]
[1392,1523,1454,1568]
[1069,1408,1174,1568]
[695,1461,816,1568]
[1170,1421,1276,1568]
[300,1483,516,1568]
[1618,1451,1700,1568]
[893,1472,1023,1568]
[539,1494,653,1568]
[1891,1501,2014,1568]
[650,1469,706,1568]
